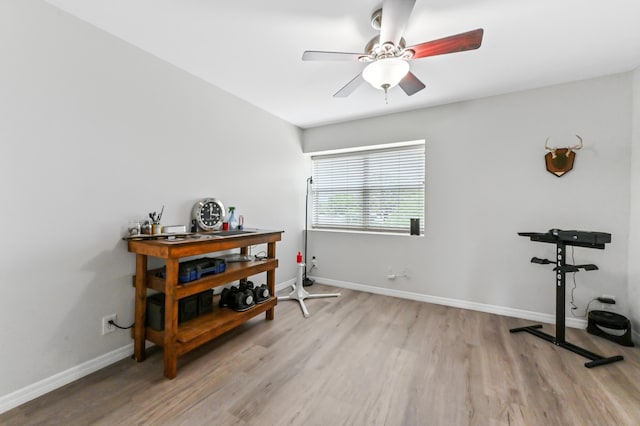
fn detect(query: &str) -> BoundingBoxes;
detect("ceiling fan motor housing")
[362,36,409,62]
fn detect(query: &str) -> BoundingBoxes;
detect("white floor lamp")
[278,176,340,317]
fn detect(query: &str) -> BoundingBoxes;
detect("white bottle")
[228,207,238,230]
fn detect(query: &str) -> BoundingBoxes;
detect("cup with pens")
[149,205,164,235]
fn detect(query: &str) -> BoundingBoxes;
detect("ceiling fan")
[302,0,484,100]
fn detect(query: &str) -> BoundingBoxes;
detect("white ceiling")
[44,0,640,129]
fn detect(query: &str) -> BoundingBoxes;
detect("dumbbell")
[219,287,233,308]
[239,280,269,304]
[233,285,254,311]
[219,285,254,311]
[239,280,254,292]
[253,284,270,304]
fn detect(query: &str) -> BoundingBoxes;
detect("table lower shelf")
[145,296,277,355]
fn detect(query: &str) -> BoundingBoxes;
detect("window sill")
[309,228,424,237]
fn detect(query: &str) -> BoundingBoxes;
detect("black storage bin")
[146,289,214,331]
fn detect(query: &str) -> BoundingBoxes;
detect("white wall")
[0,1,306,401]
[2,0,636,411]
[304,74,632,321]
[628,66,640,340]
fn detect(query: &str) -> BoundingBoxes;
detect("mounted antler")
[544,135,583,177]
[568,134,583,152]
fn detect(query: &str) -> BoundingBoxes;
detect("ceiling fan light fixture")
[362,58,410,91]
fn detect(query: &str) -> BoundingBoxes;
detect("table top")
[518,229,610,249]
[127,228,284,258]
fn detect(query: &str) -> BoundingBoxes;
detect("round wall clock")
[192,198,225,231]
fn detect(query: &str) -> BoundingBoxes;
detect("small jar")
[152,223,162,235]
[141,220,152,235]
[127,220,141,236]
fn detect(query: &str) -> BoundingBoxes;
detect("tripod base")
[278,279,340,318]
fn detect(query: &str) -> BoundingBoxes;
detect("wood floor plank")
[1,286,639,425]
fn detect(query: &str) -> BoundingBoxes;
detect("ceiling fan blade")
[407,28,484,59]
[398,72,425,96]
[333,73,365,98]
[379,0,416,47]
[302,51,364,61]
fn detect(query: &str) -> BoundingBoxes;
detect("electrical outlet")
[387,267,396,280]
[312,256,317,266]
[102,314,117,335]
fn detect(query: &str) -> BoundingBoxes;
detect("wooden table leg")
[163,258,179,379]
[133,254,148,362]
[266,241,276,320]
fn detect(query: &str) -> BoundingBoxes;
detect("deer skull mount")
[544,135,583,177]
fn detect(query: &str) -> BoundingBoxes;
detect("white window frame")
[310,140,425,235]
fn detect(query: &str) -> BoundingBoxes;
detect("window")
[311,142,425,234]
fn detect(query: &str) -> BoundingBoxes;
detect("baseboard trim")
[276,277,296,293]
[0,343,133,415]
[0,278,298,415]
[310,276,588,329]
[3,276,624,414]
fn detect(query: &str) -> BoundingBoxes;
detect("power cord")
[568,246,596,318]
[108,319,134,330]
[571,298,597,318]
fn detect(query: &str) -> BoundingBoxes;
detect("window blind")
[311,143,425,234]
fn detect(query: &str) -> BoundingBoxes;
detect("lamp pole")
[303,176,314,287]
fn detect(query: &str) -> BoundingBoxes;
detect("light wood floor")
[2,286,639,425]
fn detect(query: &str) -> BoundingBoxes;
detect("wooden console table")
[127,229,282,378]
